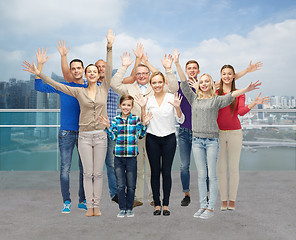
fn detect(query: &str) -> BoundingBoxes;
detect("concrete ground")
[0,171,295,240]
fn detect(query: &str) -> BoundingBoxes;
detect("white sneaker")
[199,209,214,219]
[193,209,205,218]
[117,210,126,218]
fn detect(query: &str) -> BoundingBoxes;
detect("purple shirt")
[178,81,195,130]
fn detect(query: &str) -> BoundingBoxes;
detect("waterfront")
[1,145,295,171]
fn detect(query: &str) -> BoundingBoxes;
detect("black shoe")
[163,209,170,216]
[153,207,162,216]
[112,194,119,204]
[181,195,191,206]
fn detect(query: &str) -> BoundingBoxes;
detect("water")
[1,146,295,171]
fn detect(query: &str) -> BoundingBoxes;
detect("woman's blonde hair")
[149,71,165,84]
[196,73,216,99]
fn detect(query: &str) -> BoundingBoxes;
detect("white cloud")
[0,0,127,35]
[180,19,296,96]
[1,18,295,98]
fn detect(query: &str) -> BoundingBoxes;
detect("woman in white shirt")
[137,71,184,216]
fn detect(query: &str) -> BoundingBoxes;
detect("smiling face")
[221,67,235,86]
[185,62,200,80]
[135,65,150,86]
[85,65,99,84]
[120,99,133,117]
[70,62,84,81]
[198,74,212,93]
[150,74,165,94]
[95,60,106,81]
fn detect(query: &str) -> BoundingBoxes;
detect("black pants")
[146,133,176,207]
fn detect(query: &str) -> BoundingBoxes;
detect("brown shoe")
[94,208,101,216]
[85,208,94,217]
[150,201,155,207]
[133,200,143,207]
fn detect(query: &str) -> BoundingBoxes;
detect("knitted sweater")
[180,81,235,138]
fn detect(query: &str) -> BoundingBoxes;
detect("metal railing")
[1,109,295,171]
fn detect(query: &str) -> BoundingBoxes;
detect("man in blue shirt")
[35,47,87,213]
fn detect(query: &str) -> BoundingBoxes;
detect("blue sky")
[0,0,296,96]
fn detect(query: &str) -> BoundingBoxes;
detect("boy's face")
[120,99,133,116]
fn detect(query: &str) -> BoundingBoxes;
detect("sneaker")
[193,208,205,218]
[181,196,191,206]
[126,210,134,217]
[61,201,71,214]
[150,201,155,207]
[133,200,143,207]
[117,210,126,218]
[112,194,119,204]
[199,209,214,219]
[78,200,87,210]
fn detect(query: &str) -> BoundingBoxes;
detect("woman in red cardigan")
[217,65,269,211]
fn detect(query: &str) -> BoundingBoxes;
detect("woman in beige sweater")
[23,31,132,217]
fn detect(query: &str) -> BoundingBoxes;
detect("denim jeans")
[114,156,137,211]
[58,130,85,203]
[177,127,192,193]
[105,138,117,198]
[192,137,219,211]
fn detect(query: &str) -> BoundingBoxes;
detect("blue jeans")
[192,137,219,211]
[105,138,117,198]
[177,127,192,193]
[114,156,137,211]
[59,130,85,203]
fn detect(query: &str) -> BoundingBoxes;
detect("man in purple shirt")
[175,59,200,207]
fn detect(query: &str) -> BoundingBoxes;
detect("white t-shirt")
[146,93,185,137]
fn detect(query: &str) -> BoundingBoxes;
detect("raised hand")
[106,29,115,47]
[161,54,174,70]
[188,77,198,90]
[246,60,263,73]
[168,93,183,108]
[141,52,149,65]
[98,115,110,128]
[121,52,134,69]
[57,40,70,57]
[173,49,180,64]
[246,80,261,92]
[35,48,50,65]
[134,94,147,108]
[22,61,40,75]
[143,112,153,126]
[133,42,144,59]
[254,92,270,105]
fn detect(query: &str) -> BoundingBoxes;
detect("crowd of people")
[23,29,268,219]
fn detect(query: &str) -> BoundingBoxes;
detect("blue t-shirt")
[35,78,87,131]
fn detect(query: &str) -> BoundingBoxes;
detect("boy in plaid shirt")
[98,95,152,218]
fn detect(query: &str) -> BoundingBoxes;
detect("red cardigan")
[217,93,250,130]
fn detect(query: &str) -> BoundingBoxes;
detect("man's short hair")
[69,59,84,69]
[185,60,199,69]
[135,64,150,74]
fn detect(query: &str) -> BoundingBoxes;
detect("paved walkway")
[0,171,295,240]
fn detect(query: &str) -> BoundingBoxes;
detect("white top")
[146,93,185,137]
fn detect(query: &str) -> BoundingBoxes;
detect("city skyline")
[0,0,296,97]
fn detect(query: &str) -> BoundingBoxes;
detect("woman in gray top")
[180,73,260,219]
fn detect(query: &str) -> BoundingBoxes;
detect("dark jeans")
[114,156,137,211]
[146,133,176,207]
[59,130,85,203]
[105,138,117,198]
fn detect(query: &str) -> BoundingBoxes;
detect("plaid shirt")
[106,113,147,157]
[97,81,119,124]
